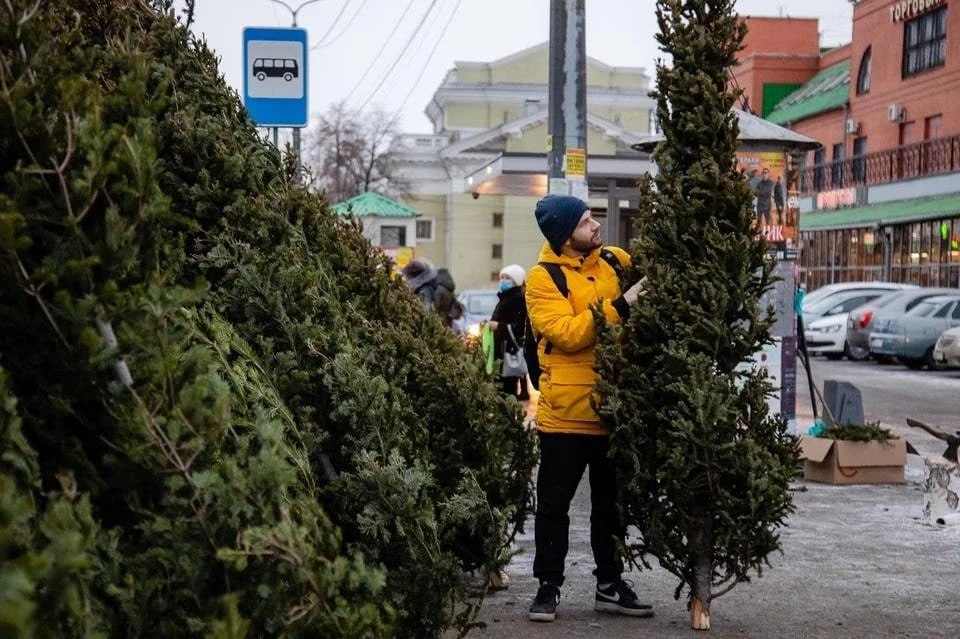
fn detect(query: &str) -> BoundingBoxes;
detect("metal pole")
[547,0,587,185]
[272,127,279,147]
[268,0,320,179]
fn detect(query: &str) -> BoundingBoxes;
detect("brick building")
[737,1,960,289]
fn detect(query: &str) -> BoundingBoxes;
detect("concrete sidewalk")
[464,395,960,637]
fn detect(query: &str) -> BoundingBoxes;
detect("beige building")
[392,43,655,290]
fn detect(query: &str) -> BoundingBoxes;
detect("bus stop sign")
[242,27,308,127]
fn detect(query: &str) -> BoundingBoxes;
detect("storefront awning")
[800,193,960,231]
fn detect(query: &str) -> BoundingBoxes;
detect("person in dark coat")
[488,264,530,401]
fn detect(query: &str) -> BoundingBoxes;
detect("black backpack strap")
[599,247,625,278]
[539,262,568,298]
[535,262,568,355]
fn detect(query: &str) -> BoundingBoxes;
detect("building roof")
[631,108,820,152]
[766,61,850,125]
[800,193,960,231]
[331,192,420,218]
[440,109,645,158]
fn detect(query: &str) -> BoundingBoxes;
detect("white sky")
[190,0,854,134]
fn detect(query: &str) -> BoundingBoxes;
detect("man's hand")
[622,277,648,304]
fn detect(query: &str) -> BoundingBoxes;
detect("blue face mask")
[499,280,514,293]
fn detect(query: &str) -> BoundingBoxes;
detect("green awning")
[767,61,849,125]
[331,192,420,218]
[800,193,960,231]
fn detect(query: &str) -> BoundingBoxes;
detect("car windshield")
[804,293,858,315]
[467,293,498,315]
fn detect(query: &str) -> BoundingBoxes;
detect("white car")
[933,326,960,368]
[801,282,916,327]
[804,312,851,360]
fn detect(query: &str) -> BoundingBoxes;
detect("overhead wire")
[340,0,419,102]
[353,0,442,112]
[394,0,462,116]
[312,0,371,49]
[309,0,353,47]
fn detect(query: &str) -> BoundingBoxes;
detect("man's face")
[567,209,602,254]
[762,169,769,179]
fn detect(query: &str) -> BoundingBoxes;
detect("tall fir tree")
[595,0,799,630]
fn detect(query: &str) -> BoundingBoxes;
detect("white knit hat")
[499,264,526,286]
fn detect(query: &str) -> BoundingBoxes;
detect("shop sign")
[816,188,856,210]
[890,0,946,22]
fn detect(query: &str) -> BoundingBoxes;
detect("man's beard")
[568,235,601,254]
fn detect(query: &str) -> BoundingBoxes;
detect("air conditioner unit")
[887,104,906,122]
[845,118,860,134]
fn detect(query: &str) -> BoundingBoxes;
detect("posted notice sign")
[242,27,308,127]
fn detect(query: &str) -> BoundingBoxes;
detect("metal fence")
[800,134,960,196]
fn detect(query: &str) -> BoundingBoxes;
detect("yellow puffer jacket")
[526,243,631,435]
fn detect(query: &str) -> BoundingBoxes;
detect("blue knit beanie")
[534,195,588,252]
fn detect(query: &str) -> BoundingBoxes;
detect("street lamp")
[267,0,325,27]
[266,0,325,173]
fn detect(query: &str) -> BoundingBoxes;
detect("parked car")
[847,287,960,362]
[454,289,499,338]
[868,294,960,369]
[804,292,897,359]
[801,282,916,326]
[933,326,960,368]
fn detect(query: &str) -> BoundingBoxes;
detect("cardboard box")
[799,436,906,485]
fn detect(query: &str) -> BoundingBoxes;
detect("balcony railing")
[799,134,960,197]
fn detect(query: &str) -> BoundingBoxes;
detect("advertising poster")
[736,150,797,248]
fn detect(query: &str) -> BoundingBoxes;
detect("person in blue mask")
[488,264,529,402]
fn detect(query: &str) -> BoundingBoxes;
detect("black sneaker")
[528,582,561,622]
[595,579,654,617]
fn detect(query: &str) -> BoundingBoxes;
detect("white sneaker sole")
[528,611,556,622]
[594,600,655,617]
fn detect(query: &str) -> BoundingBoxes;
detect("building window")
[380,225,406,248]
[524,99,541,116]
[813,148,826,192]
[852,137,867,183]
[492,212,503,228]
[490,271,500,282]
[831,143,844,187]
[492,244,502,259]
[902,7,947,78]
[856,46,872,94]
[415,218,434,242]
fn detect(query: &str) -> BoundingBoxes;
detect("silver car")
[847,287,960,362]
[869,294,960,369]
[934,326,960,368]
[454,289,499,338]
[802,282,915,327]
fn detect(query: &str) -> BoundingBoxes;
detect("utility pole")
[268,0,323,173]
[547,0,587,194]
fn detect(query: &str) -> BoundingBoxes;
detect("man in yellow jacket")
[526,194,652,623]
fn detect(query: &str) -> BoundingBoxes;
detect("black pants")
[533,432,624,587]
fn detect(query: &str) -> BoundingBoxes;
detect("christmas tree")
[0,1,536,636]
[595,0,799,630]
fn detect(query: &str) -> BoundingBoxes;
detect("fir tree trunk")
[690,520,713,630]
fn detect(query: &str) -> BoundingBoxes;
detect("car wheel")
[844,341,870,361]
[924,346,941,371]
[284,72,293,81]
[256,72,265,81]
[902,356,925,370]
